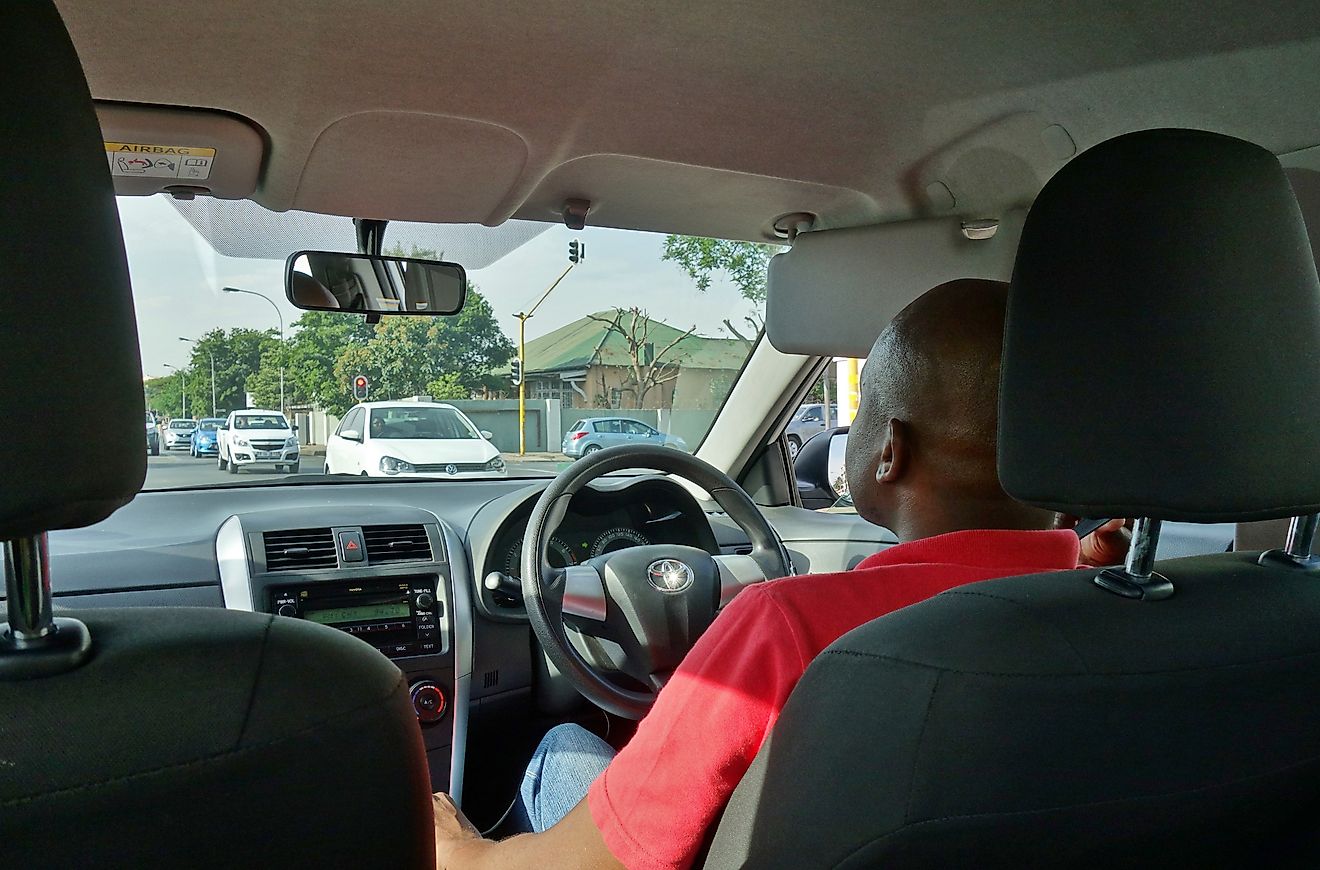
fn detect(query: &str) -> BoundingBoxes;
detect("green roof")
[524,311,746,374]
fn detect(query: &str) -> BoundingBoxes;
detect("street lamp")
[222,287,285,412]
[179,337,216,417]
[163,364,187,418]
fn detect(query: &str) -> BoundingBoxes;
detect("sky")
[118,196,766,378]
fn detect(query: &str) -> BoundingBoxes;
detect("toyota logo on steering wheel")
[646,559,694,593]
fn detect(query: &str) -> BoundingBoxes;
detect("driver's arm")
[431,584,813,870]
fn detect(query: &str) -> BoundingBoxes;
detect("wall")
[448,399,559,453]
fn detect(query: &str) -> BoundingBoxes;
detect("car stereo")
[270,576,441,659]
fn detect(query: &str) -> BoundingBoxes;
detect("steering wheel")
[521,444,793,719]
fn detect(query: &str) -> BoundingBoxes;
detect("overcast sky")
[118,196,765,377]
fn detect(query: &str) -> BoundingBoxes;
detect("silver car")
[163,418,197,450]
[785,403,837,459]
[562,417,687,457]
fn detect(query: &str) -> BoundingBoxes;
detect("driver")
[432,278,1131,869]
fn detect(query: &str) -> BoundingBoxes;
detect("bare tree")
[588,307,696,409]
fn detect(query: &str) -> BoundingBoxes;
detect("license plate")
[256,450,277,459]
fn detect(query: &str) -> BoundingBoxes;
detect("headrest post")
[1093,518,1175,601]
[1257,514,1320,572]
[0,533,92,678]
[4,534,54,641]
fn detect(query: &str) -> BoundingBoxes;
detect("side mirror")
[479,429,494,440]
[793,426,850,511]
[340,429,362,442]
[292,424,299,432]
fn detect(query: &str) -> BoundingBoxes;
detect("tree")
[326,288,514,406]
[183,328,281,414]
[661,236,776,342]
[249,311,374,414]
[588,308,695,409]
[425,373,468,401]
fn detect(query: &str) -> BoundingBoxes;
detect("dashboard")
[27,472,734,815]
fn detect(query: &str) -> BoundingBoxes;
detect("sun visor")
[96,103,264,199]
[765,212,1024,359]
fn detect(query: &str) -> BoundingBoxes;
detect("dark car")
[189,417,225,457]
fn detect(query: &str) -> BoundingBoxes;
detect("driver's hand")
[1070,517,1133,566]
[432,793,489,868]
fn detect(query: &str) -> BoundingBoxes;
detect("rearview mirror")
[285,250,467,315]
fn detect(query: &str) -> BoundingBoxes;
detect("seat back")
[705,129,1320,867]
[0,4,435,865]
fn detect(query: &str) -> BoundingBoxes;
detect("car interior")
[6,2,1320,867]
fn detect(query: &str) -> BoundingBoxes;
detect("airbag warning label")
[105,142,215,180]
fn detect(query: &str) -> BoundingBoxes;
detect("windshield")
[197,419,225,430]
[233,414,289,430]
[170,420,196,429]
[126,194,766,489]
[370,407,480,440]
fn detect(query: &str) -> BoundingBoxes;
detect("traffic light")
[568,240,585,264]
[352,374,370,401]
[510,359,523,386]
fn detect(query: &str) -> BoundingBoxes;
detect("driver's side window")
[789,358,862,512]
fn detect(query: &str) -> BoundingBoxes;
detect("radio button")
[414,591,435,611]
[276,603,297,618]
[420,642,438,654]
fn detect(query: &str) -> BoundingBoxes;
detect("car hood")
[367,439,499,464]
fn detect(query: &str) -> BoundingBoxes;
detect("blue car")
[562,416,687,457]
[189,417,226,457]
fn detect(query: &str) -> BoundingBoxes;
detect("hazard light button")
[338,530,366,563]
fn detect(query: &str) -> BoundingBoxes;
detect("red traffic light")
[354,376,367,388]
[352,374,370,400]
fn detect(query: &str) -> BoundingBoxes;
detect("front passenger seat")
[0,4,434,866]
[704,129,1320,867]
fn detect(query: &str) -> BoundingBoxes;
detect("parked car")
[562,417,688,458]
[162,418,197,450]
[325,401,505,478]
[216,409,300,474]
[145,411,159,456]
[785,403,837,459]
[189,417,225,457]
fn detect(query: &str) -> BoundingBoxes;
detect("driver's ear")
[875,418,908,484]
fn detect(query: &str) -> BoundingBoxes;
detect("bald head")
[846,278,1052,538]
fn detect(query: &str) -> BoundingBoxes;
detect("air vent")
[362,524,433,564]
[264,528,337,572]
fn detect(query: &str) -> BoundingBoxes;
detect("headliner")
[55,1,1320,241]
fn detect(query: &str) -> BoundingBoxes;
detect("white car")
[325,401,506,478]
[216,409,300,474]
[162,418,197,450]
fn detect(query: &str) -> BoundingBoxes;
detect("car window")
[570,420,587,432]
[623,420,651,435]
[170,420,196,429]
[340,407,364,434]
[233,414,288,430]
[790,359,864,512]
[368,406,479,440]
[598,419,622,434]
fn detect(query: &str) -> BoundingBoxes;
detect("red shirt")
[587,528,1082,870]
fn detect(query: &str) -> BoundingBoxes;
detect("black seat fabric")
[704,130,1320,868]
[706,555,1320,868]
[0,608,435,867]
[0,3,436,866]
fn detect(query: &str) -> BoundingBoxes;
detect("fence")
[294,399,715,456]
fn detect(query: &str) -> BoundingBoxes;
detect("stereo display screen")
[305,602,410,626]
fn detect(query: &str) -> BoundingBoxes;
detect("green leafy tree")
[662,235,776,341]
[183,328,281,414]
[248,312,374,414]
[425,373,469,401]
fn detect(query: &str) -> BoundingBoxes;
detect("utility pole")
[515,241,585,455]
[180,337,216,417]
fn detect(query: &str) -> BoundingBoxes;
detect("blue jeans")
[510,723,616,833]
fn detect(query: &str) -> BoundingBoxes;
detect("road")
[144,448,568,489]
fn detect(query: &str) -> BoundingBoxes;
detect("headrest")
[0,2,146,536]
[291,272,340,309]
[999,129,1320,523]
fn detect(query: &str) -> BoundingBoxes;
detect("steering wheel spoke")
[561,564,609,623]
[713,553,771,608]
